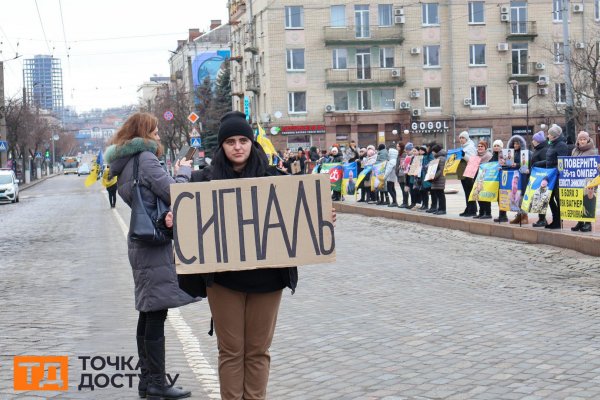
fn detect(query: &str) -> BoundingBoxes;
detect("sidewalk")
[335,179,600,257]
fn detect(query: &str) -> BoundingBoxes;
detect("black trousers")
[137,309,168,341]
[549,185,561,222]
[107,186,117,207]
[399,182,409,205]
[430,189,446,211]
[478,201,491,216]
[420,188,430,208]
[460,178,477,213]
[387,182,397,203]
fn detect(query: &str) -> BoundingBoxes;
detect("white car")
[0,169,19,203]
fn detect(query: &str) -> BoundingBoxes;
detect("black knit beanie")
[217,111,254,146]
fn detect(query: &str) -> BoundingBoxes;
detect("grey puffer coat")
[105,138,199,312]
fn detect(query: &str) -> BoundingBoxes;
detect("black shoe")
[136,336,149,398]
[473,214,482,219]
[571,222,584,232]
[545,221,561,229]
[433,210,446,215]
[426,208,437,213]
[418,205,428,210]
[493,216,509,223]
[388,202,398,207]
[460,212,476,217]
[407,204,416,209]
[357,199,366,203]
[398,203,408,208]
[480,214,492,220]
[580,222,592,232]
[532,219,547,227]
[145,338,191,400]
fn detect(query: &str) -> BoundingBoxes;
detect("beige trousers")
[207,284,283,400]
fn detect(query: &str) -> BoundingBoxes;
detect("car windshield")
[0,175,12,184]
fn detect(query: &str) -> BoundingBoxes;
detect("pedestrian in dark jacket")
[429,144,447,214]
[533,124,569,229]
[529,131,549,227]
[105,112,196,400]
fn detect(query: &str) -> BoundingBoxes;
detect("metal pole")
[526,100,529,147]
[562,0,575,142]
[51,134,56,173]
[0,61,6,168]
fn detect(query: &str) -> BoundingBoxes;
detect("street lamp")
[509,79,538,147]
[51,133,59,173]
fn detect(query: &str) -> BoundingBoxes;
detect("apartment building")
[229,1,600,152]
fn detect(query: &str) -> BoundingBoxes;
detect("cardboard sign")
[171,174,336,274]
[424,158,440,181]
[462,156,481,179]
[408,155,423,176]
[290,160,301,175]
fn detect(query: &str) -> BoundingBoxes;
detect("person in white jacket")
[384,147,399,207]
[458,131,478,217]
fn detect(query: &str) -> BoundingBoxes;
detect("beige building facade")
[229,0,600,152]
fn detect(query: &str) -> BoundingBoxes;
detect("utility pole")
[562,0,576,142]
[0,61,7,168]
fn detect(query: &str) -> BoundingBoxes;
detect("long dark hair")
[211,141,269,180]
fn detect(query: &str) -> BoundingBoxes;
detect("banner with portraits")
[499,170,522,212]
[371,161,388,190]
[341,162,358,196]
[558,156,599,222]
[468,162,501,202]
[443,149,463,176]
[521,167,558,213]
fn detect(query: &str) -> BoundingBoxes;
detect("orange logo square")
[14,356,69,391]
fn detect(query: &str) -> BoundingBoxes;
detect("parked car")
[0,169,19,203]
[77,164,91,176]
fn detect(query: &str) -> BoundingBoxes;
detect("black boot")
[571,221,584,231]
[580,222,592,232]
[137,336,150,398]
[145,337,191,400]
[532,215,547,227]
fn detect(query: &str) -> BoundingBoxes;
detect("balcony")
[325,67,405,89]
[506,21,537,40]
[324,25,404,46]
[245,73,260,93]
[506,62,542,82]
[229,0,246,23]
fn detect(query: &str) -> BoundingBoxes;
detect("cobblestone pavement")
[2,175,600,399]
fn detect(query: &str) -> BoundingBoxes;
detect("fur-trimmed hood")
[104,138,158,177]
[507,135,527,150]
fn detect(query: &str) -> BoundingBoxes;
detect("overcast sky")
[0,0,228,112]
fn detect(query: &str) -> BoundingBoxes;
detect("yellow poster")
[468,162,501,202]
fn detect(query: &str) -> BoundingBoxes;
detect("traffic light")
[45,150,50,159]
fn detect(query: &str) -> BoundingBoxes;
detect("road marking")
[112,208,220,398]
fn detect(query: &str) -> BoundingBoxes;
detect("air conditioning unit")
[500,14,510,22]
[410,47,421,55]
[538,88,549,96]
[537,75,549,85]
[463,98,472,106]
[497,43,509,51]
[399,101,411,110]
[535,62,545,70]
[391,68,401,78]
[325,104,334,112]
[573,3,584,13]
[394,8,404,16]
[412,109,422,117]
[394,15,405,24]
[575,42,585,49]
[410,90,421,99]
[500,5,510,14]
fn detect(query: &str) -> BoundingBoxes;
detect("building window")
[288,91,307,112]
[380,89,395,110]
[470,86,487,106]
[468,1,485,24]
[330,5,346,27]
[379,47,394,68]
[512,84,529,105]
[357,90,372,110]
[555,83,566,103]
[554,42,564,63]
[286,49,305,71]
[425,88,441,108]
[334,90,349,110]
[422,3,439,25]
[332,49,348,69]
[424,45,440,67]
[285,6,304,29]
[469,44,486,65]
[378,4,393,26]
[552,0,563,21]
[355,5,370,38]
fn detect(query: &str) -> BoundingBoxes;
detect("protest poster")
[371,161,387,190]
[320,163,343,192]
[443,149,463,176]
[558,156,600,221]
[355,165,372,197]
[462,155,481,179]
[498,170,522,212]
[520,150,530,170]
[468,162,501,202]
[502,149,515,167]
[290,160,301,175]
[342,162,358,196]
[424,158,440,181]
[171,174,336,274]
[408,155,423,176]
[403,155,412,173]
[521,167,558,213]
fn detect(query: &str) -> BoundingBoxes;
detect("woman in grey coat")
[105,112,197,400]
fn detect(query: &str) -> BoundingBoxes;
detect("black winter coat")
[530,141,547,166]
[534,135,569,168]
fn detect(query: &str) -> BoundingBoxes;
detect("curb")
[20,174,59,192]
[335,203,600,258]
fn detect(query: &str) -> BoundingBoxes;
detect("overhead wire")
[34,0,52,54]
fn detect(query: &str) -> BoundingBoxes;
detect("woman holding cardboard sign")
[173,111,334,400]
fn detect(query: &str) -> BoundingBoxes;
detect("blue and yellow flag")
[443,148,463,176]
[85,151,103,187]
[256,123,277,165]
[355,165,372,198]
[521,167,558,213]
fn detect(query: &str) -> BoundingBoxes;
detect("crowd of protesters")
[273,123,597,233]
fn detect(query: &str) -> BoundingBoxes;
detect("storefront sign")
[410,120,450,134]
[281,125,326,135]
[512,126,532,136]
[468,127,492,137]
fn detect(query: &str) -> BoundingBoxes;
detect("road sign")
[190,128,199,137]
[244,98,250,121]
[163,111,174,121]
[187,112,199,124]
[35,152,42,159]
[0,140,7,152]
[190,137,202,148]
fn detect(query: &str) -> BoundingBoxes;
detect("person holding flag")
[85,150,104,187]
[256,123,278,165]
